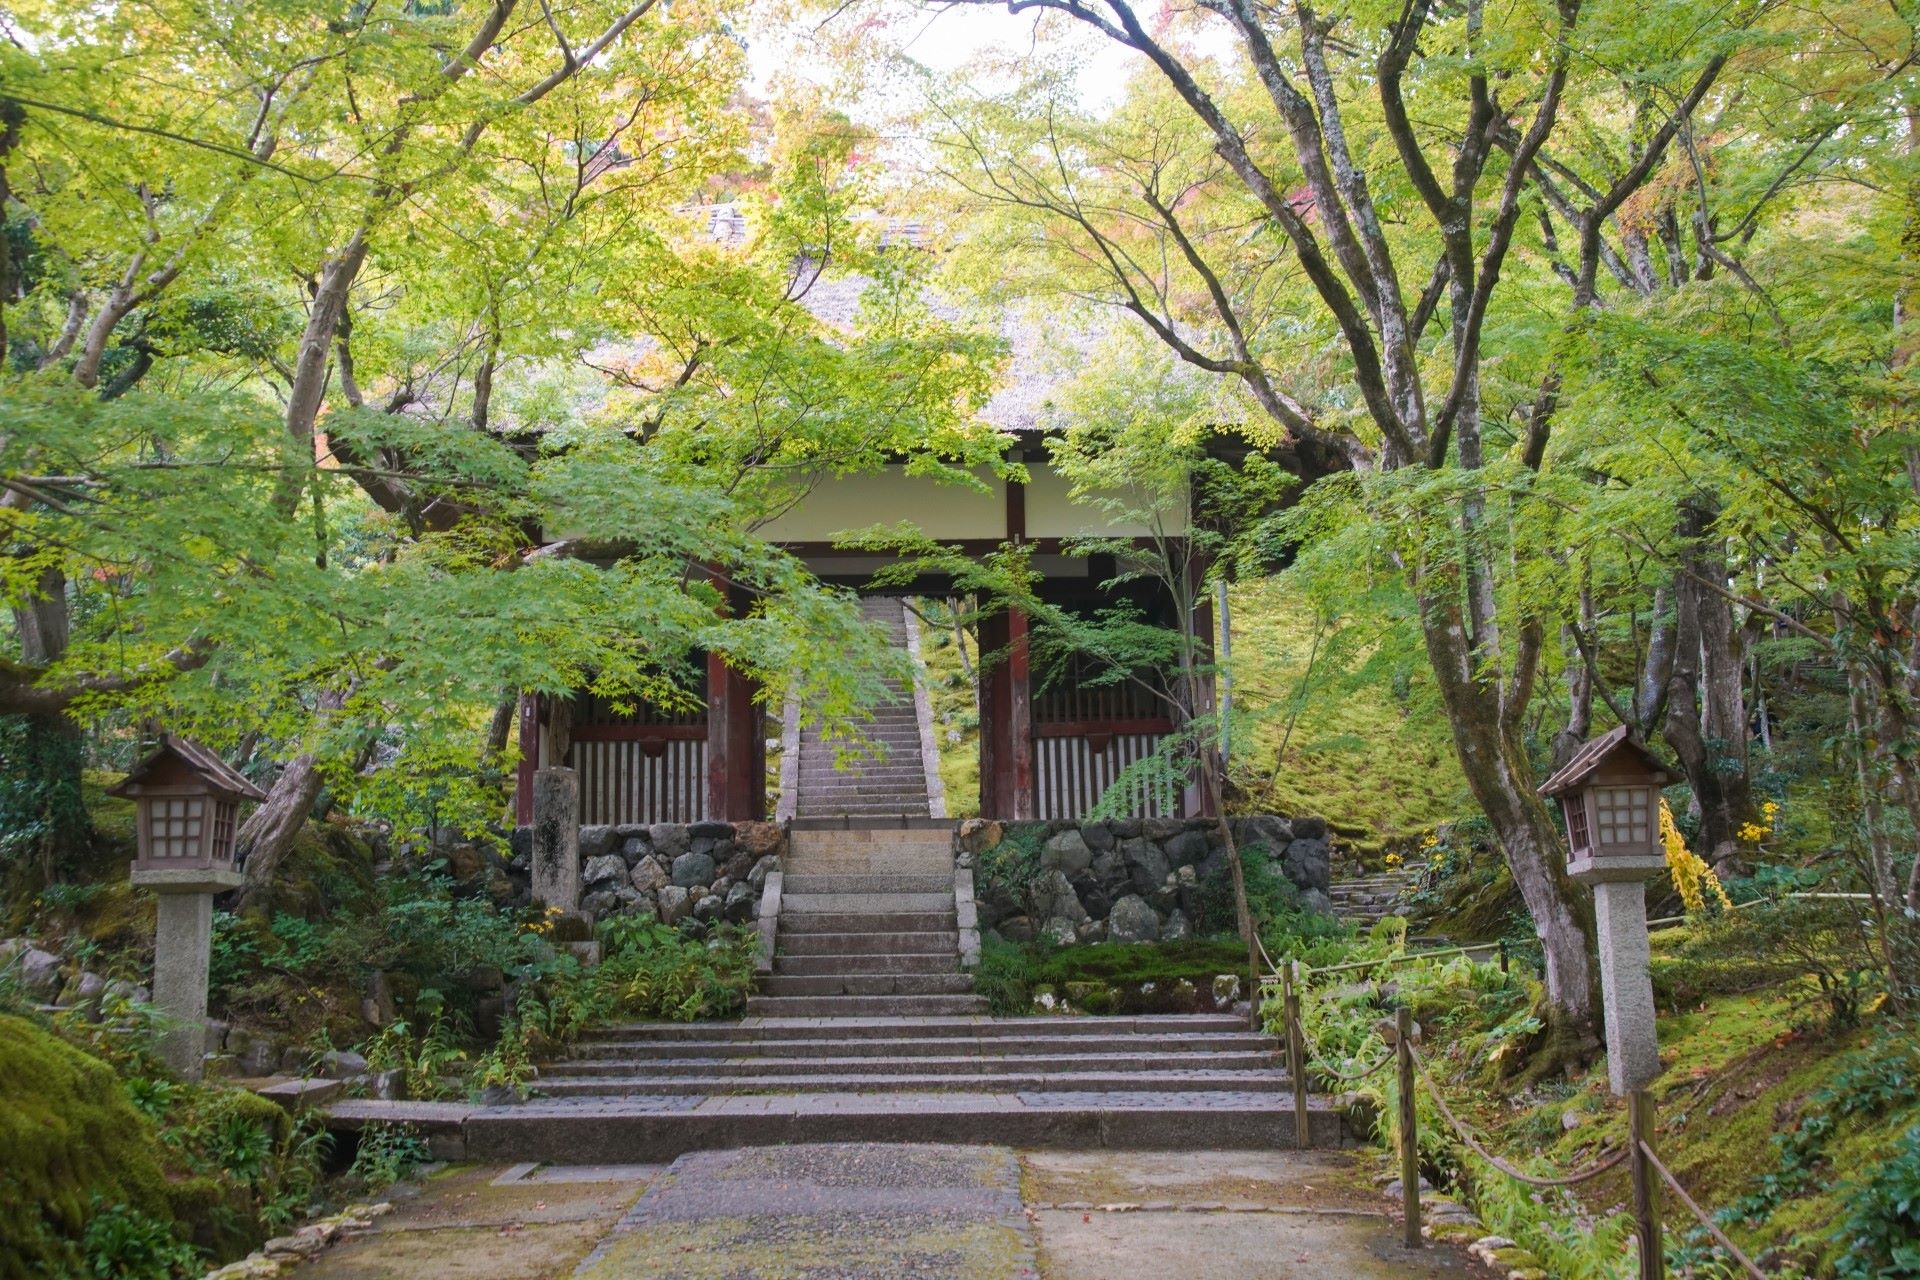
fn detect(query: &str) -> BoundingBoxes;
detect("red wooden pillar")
[979,607,1035,819]
[705,654,764,822]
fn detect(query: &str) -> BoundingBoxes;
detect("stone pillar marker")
[1591,879,1660,1092]
[1538,725,1676,1096]
[147,879,233,1079]
[111,735,263,1082]
[531,765,581,913]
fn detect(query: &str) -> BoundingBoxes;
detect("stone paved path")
[298,1146,1491,1280]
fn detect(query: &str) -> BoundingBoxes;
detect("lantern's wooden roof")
[1538,725,1674,798]
[108,735,266,802]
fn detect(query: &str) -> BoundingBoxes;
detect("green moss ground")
[1227,583,1472,855]
[913,600,980,815]
[0,1014,175,1280]
[1442,929,1916,1276]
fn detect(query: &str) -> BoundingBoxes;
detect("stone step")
[774,952,958,975]
[790,825,952,839]
[783,892,953,914]
[329,1091,1348,1163]
[794,807,934,820]
[568,1032,1280,1059]
[759,972,978,998]
[744,993,989,1017]
[533,1070,1291,1097]
[784,856,953,877]
[777,912,956,935]
[782,874,953,895]
[577,1014,1258,1042]
[775,929,957,955]
[549,1049,1282,1076]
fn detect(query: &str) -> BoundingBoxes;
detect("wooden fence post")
[1285,961,1311,1148]
[1631,1089,1665,1280]
[1396,1006,1421,1249]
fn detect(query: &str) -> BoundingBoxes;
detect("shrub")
[972,937,1036,1017]
[1836,1120,1920,1278]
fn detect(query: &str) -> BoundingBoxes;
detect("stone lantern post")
[111,736,264,1080]
[1539,725,1675,1095]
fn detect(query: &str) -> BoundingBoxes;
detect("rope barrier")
[1640,1142,1769,1279]
[1406,1041,1631,1187]
[1293,1009,1393,1083]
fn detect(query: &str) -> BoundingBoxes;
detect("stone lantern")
[1539,725,1675,1094]
[111,736,265,1078]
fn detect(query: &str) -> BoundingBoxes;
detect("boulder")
[581,888,620,917]
[1075,919,1108,944]
[692,892,723,922]
[17,947,61,998]
[650,824,691,859]
[320,1049,369,1080]
[689,835,718,858]
[690,820,734,841]
[582,854,627,886]
[1041,829,1093,876]
[735,821,784,857]
[722,851,754,881]
[1164,830,1210,867]
[578,825,621,861]
[367,1069,407,1101]
[1211,974,1242,1009]
[958,818,1004,856]
[1292,816,1328,841]
[671,851,716,888]
[442,843,484,881]
[619,835,652,864]
[1300,887,1335,917]
[630,858,669,893]
[1141,817,1185,841]
[997,915,1035,943]
[1081,823,1116,854]
[1028,870,1088,924]
[60,971,107,1016]
[1069,873,1111,922]
[509,826,534,864]
[1285,837,1334,895]
[361,972,397,1028]
[1161,909,1192,941]
[1108,817,1142,839]
[1232,814,1293,854]
[657,885,692,925]
[1108,895,1161,944]
[747,855,779,892]
[723,881,756,923]
[236,1037,279,1077]
[1120,838,1170,896]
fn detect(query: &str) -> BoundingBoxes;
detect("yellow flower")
[1661,799,1732,913]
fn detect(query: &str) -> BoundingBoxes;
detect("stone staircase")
[793,597,933,820]
[749,827,982,1016]
[320,827,1346,1162]
[1329,864,1425,927]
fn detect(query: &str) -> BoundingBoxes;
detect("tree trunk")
[3,566,91,881]
[1663,503,1753,866]
[233,685,349,908]
[1419,580,1599,1058]
[233,752,328,908]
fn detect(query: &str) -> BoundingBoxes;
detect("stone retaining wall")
[954,815,1332,947]
[509,820,786,927]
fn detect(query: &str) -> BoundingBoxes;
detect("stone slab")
[572,1143,1037,1279]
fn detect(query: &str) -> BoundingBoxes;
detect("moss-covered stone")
[0,1014,176,1280]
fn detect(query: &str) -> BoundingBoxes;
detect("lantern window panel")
[1562,797,1591,853]
[1594,786,1652,848]
[148,796,207,859]
[210,800,238,863]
